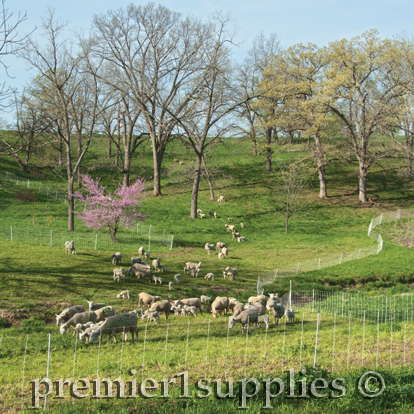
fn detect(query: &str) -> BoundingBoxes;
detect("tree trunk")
[318,166,327,199]
[68,176,75,231]
[273,128,278,144]
[107,135,112,159]
[115,105,121,168]
[77,132,82,189]
[122,115,131,187]
[25,137,32,170]
[314,135,327,199]
[266,127,272,171]
[152,143,163,196]
[202,155,214,201]
[123,151,131,187]
[58,137,63,167]
[288,131,293,144]
[190,154,202,219]
[358,163,368,203]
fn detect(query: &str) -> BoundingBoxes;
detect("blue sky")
[2,0,414,124]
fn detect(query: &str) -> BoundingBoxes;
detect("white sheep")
[237,237,246,242]
[217,195,225,202]
[131,257,142,265]
[205,243,215,255]
[159,264,166,272]
[197,209,203,214]
[240,223,244,228]
[286,309,295,323]
[116,290,130,300]
[111,252,122,265]
[204,273,214,281]
[141,309,160,324]
[228,217,232,222]
[152,258,161,272]
[216,242,227,251]
[152,275,162,284]
[185,261,202,273]
[218,252,224,259]
[199,213,206,218]
[174,274,181,284]
[232,232,241,240]
[65,241,76,255]
[225,224,236,232]
[213,212,217,218]
[169,282,173,291]
[113,268,126,283]
[138,247,145,258]
[222,247,228,257]
[181,305,198,317]
[200,295,212,303]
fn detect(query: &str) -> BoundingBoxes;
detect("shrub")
[22,317,45,333]
[0,317,7,328]
[14,188,38,202]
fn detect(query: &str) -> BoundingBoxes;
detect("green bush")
[22,317,45,333]
[0,317,7,328]
[13,188,38,202]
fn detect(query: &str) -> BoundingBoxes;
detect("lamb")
[131,257,142,265]
[55,305,85,326]
[244,302,266,316]
[217,195,225,202]
[184,262,202,273]
[174,298,202,314]
[237,237,246,242]
[170,305,181,316]
[225,224,236,232]
[150,300,172,319]
[174,274,181,284]
[60,311,98,335]
[111,252,122,265]
[131,309,144,317]
[213,212,217,218]
[258,315,270,330]
[159,264,166,272]
[89,313,138,344]
[197,209,203,214]
[228,217,232,222]
[142,309,160,324]
[218,252,224,260]
[145,251,150,260]
[138,293,160,308]
[73,321,94,337]
[152,276,162,284]
[240,223,244,228]
[233,302,244,317]
[79,321,104,342]
[94,306,116,323]
[200,295,212,303]
[228,308,259,335]
[270,302,286,325]
[205,243,215,255]
[113,268,126,283]
[173,159,179,162]
[221,247,228,257]
[152,258,161,272]
[65,241,76,255]
[138,247,146,258]
[248,295,267,305]
[225,267,238,280]
[179,161,184,165]
[286,309,295,323]
[223,271,232,280]
[129,263,152,282]
[181,305,197,317]
[232,232,241,240]
[216,242,227,251]
[169,282,173,290]
[228,297,239,312]
[117,290,130,300]
[87,301,107,312]
[208,211,214,217]
[199,213,206,218]
[204,273,214,281]
[190,268,200,277]
[211,297,229,318]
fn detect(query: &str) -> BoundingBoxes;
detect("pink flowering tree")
[73,175,149,242]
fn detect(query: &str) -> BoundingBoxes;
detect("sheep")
[208,211,214,217]
[216,242,227,251]
[90,313,138,344]
[228,308,259,335]
[173,158,179,162]
[240,223,244,228]
[218,252,224,259]
[152,275,162,284]
[129,263,152,282]
[174,298,202,314]
[111,252,122,265]
[131,309,144,317]
[248,295,267,305]
[232,232,241,240]
[268,302,285,325]
[79,321,104,342]
[200,295,212,303]
[199,213,206,218]
[138,247,146,258]
[138,293,160,308]
[159,264,166,272]
[117,290,130,300]
[228,217,232,222]
[258,315,270,330]
[237,237,246,242]
[214,212,217,218]
[225,267,238,280]
[197,209,203,214]
[217,195,225,202]
[205,243,215,255]
[204,273,214,281]
[113,268,126,283]
[245,302,266,316]
[145,251,150,260]
[233,302,244,317]
[174,274,181,284]
[94,306,116,323]
[224,224,236,232]
[181,305,197,317]
[221,247,228,257]
[142,309,160,324]
[169,282,173,291]
[223,271,232,280]
[60,311,98,335]
[179,161,184,165]
[65,241,76,255]
[55,305,85,326]
[185,262,202,273]
[131,257,142,265]
[73,321,95,337]
[87,301,107,312]
[150,300,172,319]
[152,258,161,272]
[170,305,181,316]
[286,309,295,323]
[190,268,200,278]
[211,297,229,318]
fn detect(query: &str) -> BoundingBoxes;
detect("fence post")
[397,209,401,220]
[163,229,165,243]
[95,234,98,251]
[339,253,343,264]
[289,280,292,310]
[137,223,139,234]
[50,231,52,247]
[380,214,383,225]
[55,191,57,199]
[148,225,151,252]
[10,226,12,242]
[6,171,8,177]
[318,258,320,269]
[27,179,29,188]
[358,249,361,259]
[296,262,300,275]
[170,235,174,250]
[312,289,315,313]
[275,268,279,278]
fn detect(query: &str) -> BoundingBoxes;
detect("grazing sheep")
[204,273,214,281]
[169,282,173,291]
[142,309,160,324]
[60,311,98,335]
[197,209,203,214]
[224,224,236,232]
[225,267,238,280]
[208,211,214,217]
[131,257,142,265]
[216,242,227,251]
[286,309,295,323]
[113,268,126,283]
[248,295,267,305]
[111,252,122,265]
[174,274,181,284]
[223,271,232,280]
[240,223,244,228]
[211,297,229,318]
[138,247,145,258]
[217,195,225,202]
[131,309,144,317]
[258,315,270,330]
[228,308,259,335]
[73,321,94,337]
[138,293,160,308]
[200,295,212,303]
[55,305,85,326]
[218,252,225,260]
[152,275,162,284]
[237,237,246,242]
[65,241,76,255]
[150,300,172,319]
[228,217,232,222]
[199,213,206,218]
[233,302,244,317]
[232,232,241,240]
[179,161,184,165]
[79,321,104,342]
[117,290,130,300]
[174,298,202,314]
[152,258,161,272]
[245,302,266,316]
[181,305,197,317]
[87,301,107,312]
[94,306,116,323]
[222,247,228,257]
[89,313,138,344]
[205,243,215,255]
[173,158,179,162]
[170,305,181,316]
[129,263,151,282]
[185,261,202,273]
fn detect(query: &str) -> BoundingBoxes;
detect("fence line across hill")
[257,208,414,294]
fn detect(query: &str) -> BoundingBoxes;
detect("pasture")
[0,136,414,412]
